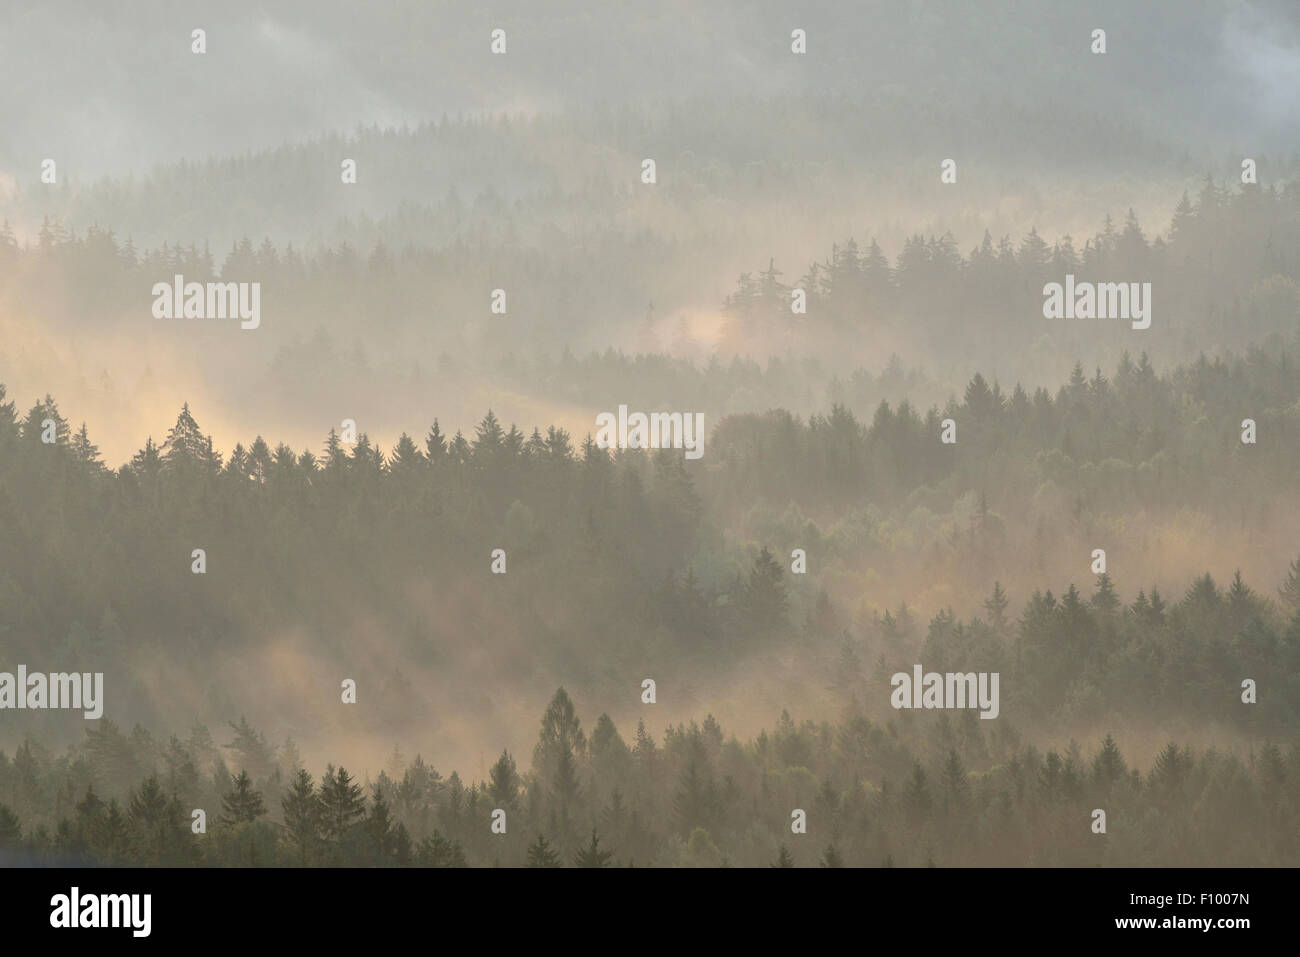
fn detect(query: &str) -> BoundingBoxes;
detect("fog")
[1,1,1298,867]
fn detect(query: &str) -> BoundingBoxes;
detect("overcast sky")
[2,0,1298,184]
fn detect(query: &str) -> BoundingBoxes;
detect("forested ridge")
[0,687,1296,867]
[4,174,1299,372]
[5,0,1300,888]
[3,349,1300,866]
[3,340,1300,735]
[3,35,1299,871]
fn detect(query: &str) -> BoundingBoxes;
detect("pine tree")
[74,785,105,853]
[1169,191,1195,245]
[449,430,471,464]
[390,433,424,473]
[220,770,267,825]
[319,765,366,840]
[940,750,970,813]
[162,403,217,473]
[894,602,915,639]
[392,822,414,866]
[904,761,931,823]
[351,433,383,474]
[1131,589,1151,622]
[224,716,276,781]
[1186,573,1220,610]
[128,775,170,829]
[672,758,715,833]
[573,828,614,867]
[0,804,20,847]
[984,581,1009,630]
[880,608,902,643]
[222,442,248,480]
[1279,554,1300,614]
[126,774,184,864]
[71,423,104,471]
[1092,734,1127,788]
[1148,586,1166,623]
[487,750,520,809]
[1091,574,1120,614]
[1228,570,1253,609]
[533,688,586,815]
[21,395,70,446]
[741,546,788,636]
[245,436,273,483]
[367,787,394,862]
[425,419,448,463]
[417,829,467,867]
[526,833,562,867]
[834,633,863,689]
[964,372,997,419]
[473,410,505,462]
[0,383,16,450]
[323,428,347,472]
[633,719,658,774]
[772,844,795,867]
[1150,743,1187,800]
[819,844,844,867]
[1018,226,1050,272]
[280,769,320,863]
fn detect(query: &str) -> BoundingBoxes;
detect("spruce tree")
[280,769,320,863]
[984,581,1009,631]
[573,828,614,867]
[526,833,562,867]
[220,770,267,825]
[319,765,366,840]
[819,844,844,867]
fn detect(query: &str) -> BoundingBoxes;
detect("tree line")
[4,174,1298,371]
[1,685,1296,867]
[3,358,1300,743]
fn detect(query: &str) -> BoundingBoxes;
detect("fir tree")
[220,770,267,825]
[280,769,320,863]
[319,765,366,840]
[573,828,614,867]
[526,833,562,867]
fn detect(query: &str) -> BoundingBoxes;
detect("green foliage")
[0,688,1296,866]
[526,833,561,867]
[572,828,614,868]
[220,770,266,826]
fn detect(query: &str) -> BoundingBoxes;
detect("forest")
[3,346,1300,735]
[4,180,1300,867]
[5,175,1300,494]
[3,0,1299,872]
[2,364,1299,865]
[0,683,1295,867]
[5,173,1300,370]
